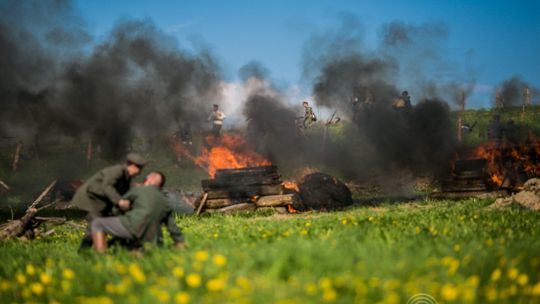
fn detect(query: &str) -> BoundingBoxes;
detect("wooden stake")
[86,140,93,163]
[12,141,23,171]
[195,192,209,215]
[0,179,10,192]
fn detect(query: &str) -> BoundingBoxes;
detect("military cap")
[126,153,147,167]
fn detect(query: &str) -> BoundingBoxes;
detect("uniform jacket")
[72,164,131,214]
[119,186,184,244]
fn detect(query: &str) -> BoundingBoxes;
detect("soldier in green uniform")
[302,101,317,128]
[90,172,185,253]
[72,153,147,250]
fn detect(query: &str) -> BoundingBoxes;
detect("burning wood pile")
[196,165,297,214]
[437,134,540,198]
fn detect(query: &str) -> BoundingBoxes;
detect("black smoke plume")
[240,16,457,191]
[0,0,222,159]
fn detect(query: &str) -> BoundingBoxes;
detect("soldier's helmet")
[401,91,409,96]
[126,153,147,167]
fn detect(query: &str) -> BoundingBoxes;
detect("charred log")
[298,173,353,211]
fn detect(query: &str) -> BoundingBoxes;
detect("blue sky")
[75,0,540,108]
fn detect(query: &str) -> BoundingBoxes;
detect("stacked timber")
[437,159,490,198]
[197,166,296,214]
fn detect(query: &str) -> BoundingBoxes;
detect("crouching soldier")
[71,153,147,251]
[91,172,185,253]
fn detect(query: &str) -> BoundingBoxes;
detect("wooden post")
[457,92,465,143]
[12,141,23,171]
[86,140,93,164]
[522,86,531,119]
[495,89,503,109]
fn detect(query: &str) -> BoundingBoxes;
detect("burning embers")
[174,134,271,177]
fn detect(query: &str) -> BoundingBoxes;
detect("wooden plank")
[215,166,277,178]
[204,203,256,214]
[206,184,283,199]
[254,194,295,207]
[205,198,248,209]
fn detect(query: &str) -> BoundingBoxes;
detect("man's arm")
[101,166,125,205]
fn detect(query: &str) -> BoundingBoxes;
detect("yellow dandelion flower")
[507,284,517,296]
[105,283,115,294]
[453,244,461,252]
[341,219,348,225]
[322,288,337,302]
[415,226,421,234]
[195,250,209,262]
[21,287,31,299]
[114,263,127,275]
[384,292,400,304]
[128,263,146,283]
[355,281,368,296]
[174,291,190,304]
[212,255,227,267]
[531,282,540,296]
[507,267,519,280]
[305,222,311,227]
[16,272,26,285]
[30,282,44,295]
[40,272,52,285]
[517,274,528,286]
[186,273,202,288]
[61,280,71,292]
[173,267,185,278]
[304,282,318,295]
[236,276,251,291]
[63,268,75,280]
[300,229,308,235]
[490,269,501,282]
[26,264,36,275]
[485,287,498,302]
[461,287,475,302]
[466,275,480,287]
[151,288,170,302]
[206,278,226,292]
[319,277,332,289]
[0,279,10,291]
[45,258,54,268]
[441,283,459,301]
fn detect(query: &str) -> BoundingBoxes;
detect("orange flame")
[467,136,540,187]
[174,134,271,177]
[282,180,300,192]
[287,204,299,213]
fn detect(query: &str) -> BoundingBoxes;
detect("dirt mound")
[298,173,353,211]
[490,178,540,211]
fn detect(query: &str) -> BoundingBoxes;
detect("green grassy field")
[1,199,539,303]
[1,106,540,303]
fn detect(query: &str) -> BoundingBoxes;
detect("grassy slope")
[0,199,539,303]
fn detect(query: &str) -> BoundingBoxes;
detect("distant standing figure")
[302,101,317,128]
[208,104,226,136]
[393,91,412,111]
[487,114,503,142]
